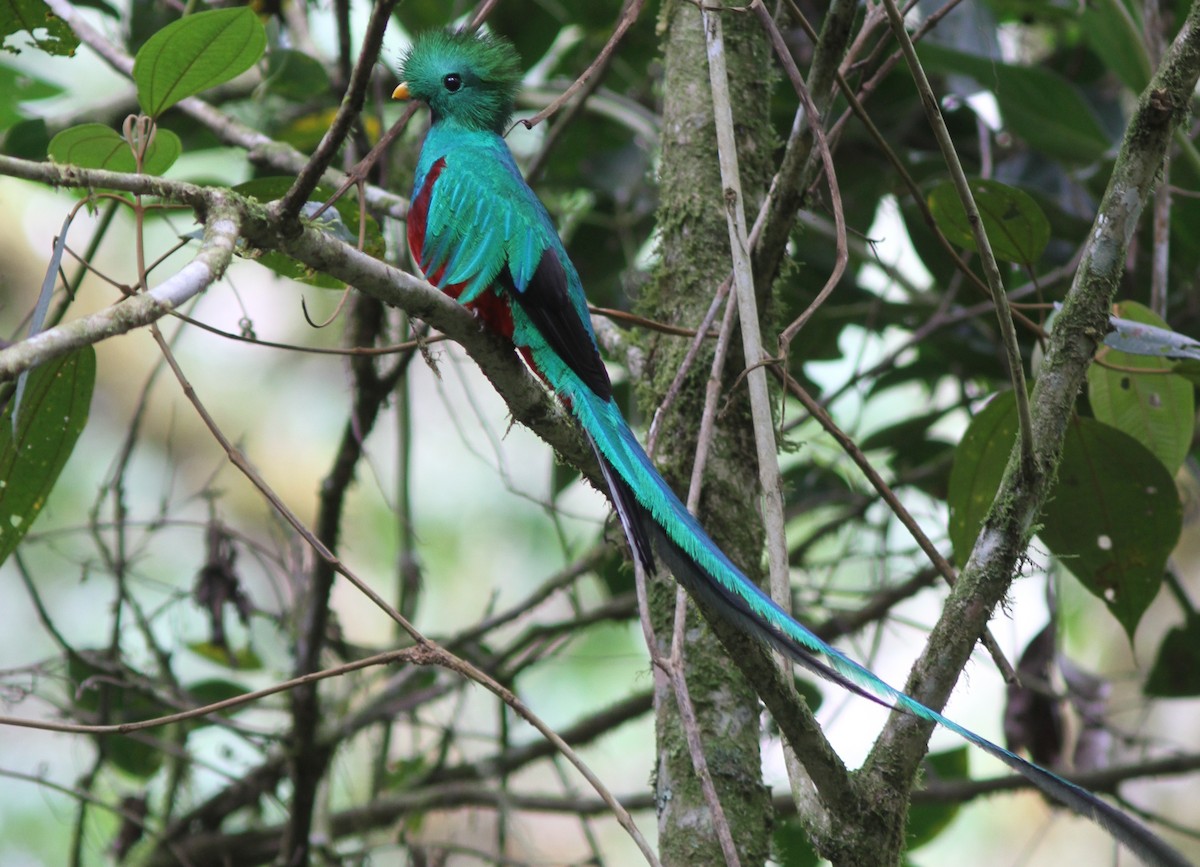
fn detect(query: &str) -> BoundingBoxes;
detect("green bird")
[394,28,1186,866]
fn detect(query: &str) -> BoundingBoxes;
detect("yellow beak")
[392,82,410,100]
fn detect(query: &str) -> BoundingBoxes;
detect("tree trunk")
[641,3,776,864]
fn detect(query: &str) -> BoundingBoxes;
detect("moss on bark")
[642,4,776,864]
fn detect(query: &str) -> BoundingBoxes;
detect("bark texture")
[641,3,776,864]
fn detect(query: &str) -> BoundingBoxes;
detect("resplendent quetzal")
[394,29,1185,865]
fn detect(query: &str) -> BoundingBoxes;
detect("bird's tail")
[570,386,1186,867]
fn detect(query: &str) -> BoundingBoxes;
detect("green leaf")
[0,61,60,129]
[49,122,182,175]
[927,179,1050,265]
[948,391,1019,564]
[68,651,169,779]
[263,48,330,101]
[2,116,49,158]
[1079,1,1152,92]
[907,747,969,849]
[382,757,431,790]
[133,7,266,117]
[1173,359,1200,385]
[917,43,1110,163]
[1088,301,1194,474]
[594,546,634,598]
[185,678,251,721]
[772,818,820,867]
[0,0,78,56]
[1040,417,1181,639]
[0,347,94,567]
[187,641,263,670]
[1145,616,1200,697]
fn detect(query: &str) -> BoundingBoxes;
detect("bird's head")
[394,30,522,134]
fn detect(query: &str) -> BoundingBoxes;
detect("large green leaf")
[133,7,266,117]
[950,394,1180,638]
[0,347,95,567]
[1040,417,1181,639]
[927,179,1050,265]
[0,0,78,56]
[1087,300,1194,475]
[49,122,181,175]
[948,391,1019,564]
[917,42,1111,163]
[1079,1,1152,92]
[262,48,330,102]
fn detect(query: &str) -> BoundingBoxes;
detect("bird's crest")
[399,30,522,133]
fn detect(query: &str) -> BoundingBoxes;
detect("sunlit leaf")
[49,122,181,175]
[1088,301,1194,474]
[275,105,381,152]
[133,7,266,117]
[187,641,263,670]
[0,347,94,567]
[928,179,1050,265]
[0,0,78,56]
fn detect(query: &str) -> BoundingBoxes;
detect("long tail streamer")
[571,380,1186,867]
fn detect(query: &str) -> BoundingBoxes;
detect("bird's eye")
[443,73,462,93]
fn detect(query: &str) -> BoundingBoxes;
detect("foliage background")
[0,0,1199,864]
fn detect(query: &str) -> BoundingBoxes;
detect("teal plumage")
[396,29,1186,866]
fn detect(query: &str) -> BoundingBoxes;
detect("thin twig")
[514,0,648,134]
[750,1,847,347]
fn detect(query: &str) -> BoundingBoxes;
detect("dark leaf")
[1039,417,1181,640]
[927,178,1050,265]
[1145,616,1200,698]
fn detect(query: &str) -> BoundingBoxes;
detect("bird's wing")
[424,147,612,400]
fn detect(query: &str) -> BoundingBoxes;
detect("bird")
[392,28,1186,866]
